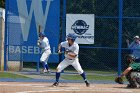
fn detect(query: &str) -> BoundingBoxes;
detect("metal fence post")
[4,0,9,71]
[60,0,66,73]
[118,0,123,76]
[61,0,66,56]
[62,0,66,45]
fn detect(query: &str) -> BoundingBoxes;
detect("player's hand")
[67,52,77,58]
[37,40,41,46]
[65,49,70,55]
[115,77,123,84]
[58,50,62,54]
[65,51,68,55]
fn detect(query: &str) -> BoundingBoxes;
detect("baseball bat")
[37,25,41,46]
[38,25,41,33]
[38,25,42,39]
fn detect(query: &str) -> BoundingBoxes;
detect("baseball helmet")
[134,35,139,39]
[66,33,77,41]
[39,32,45,37]
[126,54,136,60]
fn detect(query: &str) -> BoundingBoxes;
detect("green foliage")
[67,0,96,14]
[0,0,5,8]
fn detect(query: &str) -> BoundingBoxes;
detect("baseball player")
[126,35,140,62]
[37,32,51,73]
[52,33,90,87]
[117,54,140,88]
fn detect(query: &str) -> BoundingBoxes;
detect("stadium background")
[0,0,140,82]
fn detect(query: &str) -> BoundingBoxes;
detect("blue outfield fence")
[4,0,60,71]
[4,0,140,78]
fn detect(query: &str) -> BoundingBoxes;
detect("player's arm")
[120,67,132,77]
[37,40,45,49]
[68,44,79,58]
[58,41,67,53]
[58,44,62,53]
[38,44,44,49]
[126,39,130,47]
[37,40,42,48]
[67,53,77,58]
[128,41,135,48]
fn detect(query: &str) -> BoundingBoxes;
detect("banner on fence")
[6,0,60,63]
[66,14,95,44]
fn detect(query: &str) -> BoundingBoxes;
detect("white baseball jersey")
[40,37,51,63]
[40,37,51,51]
[57,41,84,74]
[61,41,79,60]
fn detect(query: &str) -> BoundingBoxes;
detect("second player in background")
[37,32,51,73]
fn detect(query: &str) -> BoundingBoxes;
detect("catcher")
[115,54,140,88]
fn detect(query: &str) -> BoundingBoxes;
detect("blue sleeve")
[129,41,135,48]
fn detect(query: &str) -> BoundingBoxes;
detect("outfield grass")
[0,72,30,79]
[61,73,126,82]
[60,69,118,81]
[61,75,115,81]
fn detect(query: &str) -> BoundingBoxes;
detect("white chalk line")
[16,89,133,93]
[0,84,133,93]
[16,86,133,93]
[0,84,46,87]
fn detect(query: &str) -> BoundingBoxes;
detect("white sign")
[0,8,5,21]
[66,14,95,44]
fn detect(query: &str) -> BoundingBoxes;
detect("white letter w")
[17,0,53,41]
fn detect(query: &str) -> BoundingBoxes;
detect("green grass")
[60,70,118,81]
[91,71,117,74]
[61,74,126,82]
[0,72,30,79]
[61,75,115,81]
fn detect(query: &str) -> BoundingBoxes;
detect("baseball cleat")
[47,70,51,73]
[43,69,48,73]
[126,84,137,88]
[40,69,51,74]
[85,80,90,87]
[52,82,59,87]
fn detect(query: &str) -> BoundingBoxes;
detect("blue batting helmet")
[39,32,45,37]
[66,33,77,41]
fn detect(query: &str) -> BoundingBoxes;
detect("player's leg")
[131,72,140,87]
[40,50,51,73]
[52,59,70,87]
[44,50,51,72]
[126,71,137,88]
[71,58,90,87]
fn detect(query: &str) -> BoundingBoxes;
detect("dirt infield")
[0,82,140,93]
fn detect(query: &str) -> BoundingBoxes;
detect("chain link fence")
[65,0,140,77]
